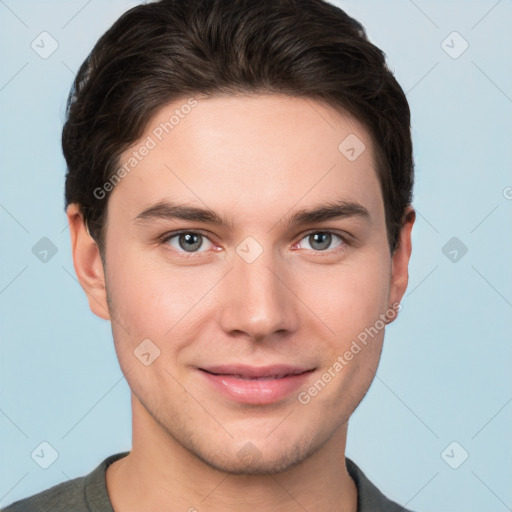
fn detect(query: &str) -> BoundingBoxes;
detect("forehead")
[109,94,383,228]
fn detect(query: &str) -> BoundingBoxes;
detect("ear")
[387,206,415,322]
[67,204,110,321]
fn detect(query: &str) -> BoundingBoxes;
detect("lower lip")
[199,370,313,405]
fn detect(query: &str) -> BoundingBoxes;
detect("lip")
[198,364,315,404]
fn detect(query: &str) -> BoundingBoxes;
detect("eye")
[163,231,215,253]
[296,231,345,252]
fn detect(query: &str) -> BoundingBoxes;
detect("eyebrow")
[133,199,370,230]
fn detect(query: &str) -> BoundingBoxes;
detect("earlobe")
[66,204,111,321]
[388,206,415,321]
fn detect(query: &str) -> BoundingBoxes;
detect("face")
[70,94,413,475]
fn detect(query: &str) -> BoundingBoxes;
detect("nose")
[217,245,299,342]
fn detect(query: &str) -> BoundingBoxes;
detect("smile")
[198,365,315,404]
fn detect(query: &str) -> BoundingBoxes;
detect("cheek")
[297,257,390,416]
[105,236,391,357]
[105,244,223,345]
[303,252,391,341]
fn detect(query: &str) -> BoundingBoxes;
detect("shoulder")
[346,457,415,512]
[1,474,88,512]
[1,452,129,512]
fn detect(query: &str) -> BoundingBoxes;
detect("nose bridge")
[218,238,297,339]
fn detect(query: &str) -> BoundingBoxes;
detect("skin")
[67,94,414,512]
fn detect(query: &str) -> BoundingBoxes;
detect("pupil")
[311,232,331,251]
[179,233,202,252]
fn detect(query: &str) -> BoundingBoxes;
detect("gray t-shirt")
[2,452,413,511]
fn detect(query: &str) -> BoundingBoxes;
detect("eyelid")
[159,229,350,257]
[159,229,213,243]
[299,228,348,240]
[294,230,348,252]
[159,229,218,256]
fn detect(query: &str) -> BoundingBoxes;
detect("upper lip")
[199,364,314,379]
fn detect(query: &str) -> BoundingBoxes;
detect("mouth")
[197,365,315,404]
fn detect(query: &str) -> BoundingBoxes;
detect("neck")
[106,394,358,512]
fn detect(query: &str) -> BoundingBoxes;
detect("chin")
[185,434,316,476]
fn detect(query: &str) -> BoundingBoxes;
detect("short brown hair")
[62,0,413,252]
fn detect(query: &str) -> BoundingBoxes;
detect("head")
[64,0,415,474]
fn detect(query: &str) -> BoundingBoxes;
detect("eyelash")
[159,230,349,257]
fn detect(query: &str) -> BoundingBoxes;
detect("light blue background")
[1,1,511,510]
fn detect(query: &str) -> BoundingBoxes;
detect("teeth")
[206,370,307,379]
[233,374,287,380]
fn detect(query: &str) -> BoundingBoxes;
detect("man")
[3,0,416,510]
